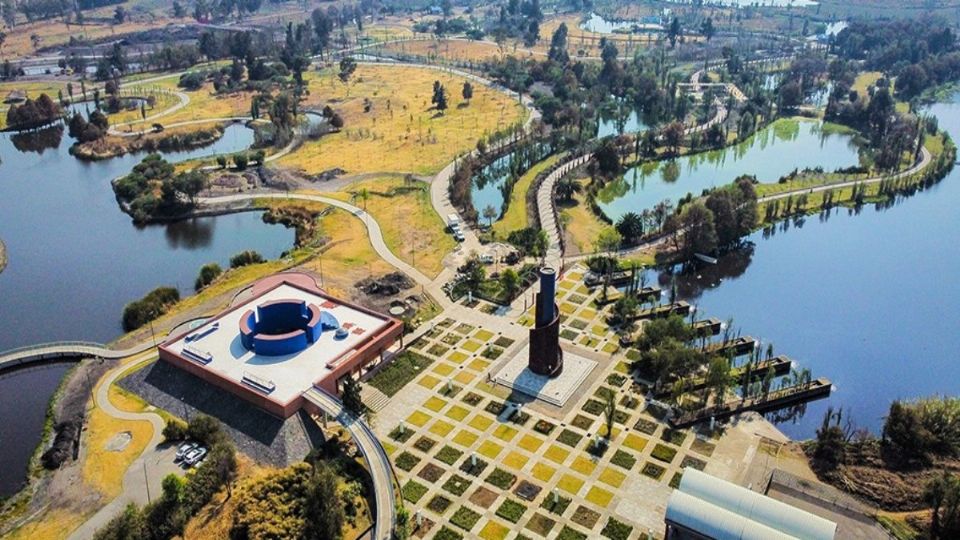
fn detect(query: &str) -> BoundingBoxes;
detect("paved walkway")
[303,388,396,540]
[67,351,174,540]
[0,340,156,371]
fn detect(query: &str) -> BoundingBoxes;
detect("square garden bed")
[441,474,471,496]
[486,467,517,490]
[495,499,528,523]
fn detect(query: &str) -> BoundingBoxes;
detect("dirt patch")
[355,272,414,296]
[468,486,500,509]
[104,431,133,453]
[0,238,6,274]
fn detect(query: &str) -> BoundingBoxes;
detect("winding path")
[302,388,396,540]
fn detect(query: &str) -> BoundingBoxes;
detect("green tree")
[305,464,345,539]
[555,177,581,202]
[194,263,223,291]
[679,201,717,257]
[338,56,357,93]
[500,268,519,299]
[462,81,473,104]
[341,377,366,418]
[482,204,498,227]
[595,226,622,255]
[602,391,617,442]
[616,212,644,245]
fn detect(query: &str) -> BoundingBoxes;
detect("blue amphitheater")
[239,299,341,356]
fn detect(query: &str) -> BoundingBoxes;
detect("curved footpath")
[303,388,396,540]
[535,101,729,270]
[66,351,166,540]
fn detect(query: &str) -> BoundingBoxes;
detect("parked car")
[184,447,207,467]
[175,442,198,461]
[453,231,465,242]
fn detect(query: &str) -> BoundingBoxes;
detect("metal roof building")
[664,469,837,540]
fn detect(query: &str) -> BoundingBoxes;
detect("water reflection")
[163,217,216,249]
[9,125,63,154]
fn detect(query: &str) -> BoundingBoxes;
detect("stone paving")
[370,265,786,540]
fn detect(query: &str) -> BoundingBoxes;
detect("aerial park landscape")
[0,0,959,539]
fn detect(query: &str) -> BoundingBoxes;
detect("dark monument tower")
[529,267,563,377]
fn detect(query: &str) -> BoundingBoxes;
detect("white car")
[184,447,207,467]
[175,442,198,461]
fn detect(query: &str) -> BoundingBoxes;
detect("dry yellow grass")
[299,206,394,297]
[124,77,253,130]
[2,508,87,540]
[281,64,526,176]
[1,12,179,58]
[492,153,562,237]
[82,383,155,499]
[324,176,455,277]
[380,38,535,62]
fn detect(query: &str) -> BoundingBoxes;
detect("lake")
[0,120,293,497]
[661,96,960,439]
[597,119,863,221]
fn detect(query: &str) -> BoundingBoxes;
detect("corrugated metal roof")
[667,491,798,540]
[668,468,837,540]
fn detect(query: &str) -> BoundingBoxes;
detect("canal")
[663,95,960,439]
[597,118,865,222]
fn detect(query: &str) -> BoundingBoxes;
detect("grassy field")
[2,508,88,540]
[325,176,455,278]
[107,90,182,125]
[0,81,69,129]
[82,354,157,499]
[559,186,607,255]
[492,153,563,237]
[281,64,526,176]
[121,76,252,130]
[379,38,536,62]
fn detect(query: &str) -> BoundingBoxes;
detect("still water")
[597,119,863,221]
[664,96,960,439]
[0,123,292,349]
[0,121,293,497]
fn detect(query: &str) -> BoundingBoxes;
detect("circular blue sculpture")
[239,299,338,356]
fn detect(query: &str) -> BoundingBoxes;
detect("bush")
[229,250,264,268]
[194,262,222,291]
[122,286,180,331]
[233,152,249,170]
[162,418,188,442]
[216,155,227,169]
[495,499,526,523]
[186,414,224,446]
[178,71,205,90]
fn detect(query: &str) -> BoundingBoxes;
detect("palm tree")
[554,177,581,202]
[482,204,497,227]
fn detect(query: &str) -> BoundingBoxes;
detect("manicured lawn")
[557,473,584,495]
[503,451,529,471]
[531,462,556,482]
[598,467,626,488]
[395,451,421,471]
[610,450,637,470]
[442,474,472,496]
[585,486,614,507]
[469,414,494,431]
[402,479,428,503]
[544,444,570,465]
[479,521,511,540]
[452,429,479,448]
[436,445,464,465]
[486,467,517,490]
[424,396,448,412]
[478,440,504,459]
[651,443,678,464]
[429,420,455,437]
[570,456,596,476]
[450,506,482,532]
[367,350,433,396]
[495,499,528,523]
[518,434,544,452]
[446,404,470,421]
[492,153,563,236]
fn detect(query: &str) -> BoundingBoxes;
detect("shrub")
[162,418,188,442]
[233,152,249,170]
[601,518,633,540]
[186,414,225,446]
[194,262,222,291]
[395,451,421,472]
[230,250,264,268]
[216,155,227,169]
[121,286,180,331]
[651,444,678,463]
[402,480,428,503]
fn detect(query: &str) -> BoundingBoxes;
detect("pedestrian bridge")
[0,341,152,371]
